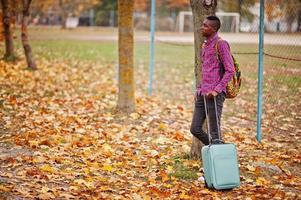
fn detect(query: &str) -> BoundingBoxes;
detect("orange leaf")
[173,131,184,141]
[148,187,171,198]
[39,140,52,146]
[160,171,169,182]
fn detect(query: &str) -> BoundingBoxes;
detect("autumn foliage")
[0,51,300,198]
[134,0,189,11]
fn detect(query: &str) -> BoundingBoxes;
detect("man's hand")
[206,91,218,98]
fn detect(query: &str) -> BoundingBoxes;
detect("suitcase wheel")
[204,180,209,188]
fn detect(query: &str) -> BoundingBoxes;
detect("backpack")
[215,39,241,99]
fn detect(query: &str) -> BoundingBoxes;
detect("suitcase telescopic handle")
[203,95,222,145]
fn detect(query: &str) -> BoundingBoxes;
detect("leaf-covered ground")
[0,53,300,199]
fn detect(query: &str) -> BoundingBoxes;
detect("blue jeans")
[190,92,225,145]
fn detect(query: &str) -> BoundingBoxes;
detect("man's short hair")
[206,15,221,31]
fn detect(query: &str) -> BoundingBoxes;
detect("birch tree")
[117,0,136,113]
[190,0,217,159]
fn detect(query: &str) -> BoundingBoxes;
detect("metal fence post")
[257,0,265,143]
[148,0,156,95]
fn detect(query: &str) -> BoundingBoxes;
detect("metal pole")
[148,0,156,95]
[257,0,265,143]
[89,9,95,26]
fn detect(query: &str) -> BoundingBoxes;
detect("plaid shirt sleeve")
[214,40,235,93]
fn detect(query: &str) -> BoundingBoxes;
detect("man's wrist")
[214,87,222,93]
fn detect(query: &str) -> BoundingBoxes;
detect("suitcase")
[201,96,240,190]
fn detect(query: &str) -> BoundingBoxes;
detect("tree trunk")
[61,12,68,29]
[238,0,242,31]
[297,8,301,32]
[21,0,37,70]
[189,0,217,159]
[1,0,15,61]
[11,0,17,39]
[59,0,68,29]
[286,16,294,33]
[117,0,136,113]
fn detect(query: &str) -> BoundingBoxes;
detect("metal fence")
[144,0,301,139]
[28,1,301,138]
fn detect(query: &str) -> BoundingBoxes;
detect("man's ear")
[211,24,217,32]
[208,21,216,32]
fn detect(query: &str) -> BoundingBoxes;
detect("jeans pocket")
[219,92,226,101]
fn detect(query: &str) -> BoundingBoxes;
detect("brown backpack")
[215,39,241,99]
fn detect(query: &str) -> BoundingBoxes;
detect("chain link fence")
[260,1,301,138]
[26,0,301,135]
[134,0,301,137]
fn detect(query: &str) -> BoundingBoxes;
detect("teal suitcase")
[201,143,240,190]
[201,96,240,190]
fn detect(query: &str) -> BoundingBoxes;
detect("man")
[190,16,235,145]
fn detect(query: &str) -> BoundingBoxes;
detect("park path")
[30,26,301,46]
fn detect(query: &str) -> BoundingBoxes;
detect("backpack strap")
[215,38,223,62]
[215,38,225,77]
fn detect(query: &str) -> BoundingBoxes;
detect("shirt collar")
[204,33,219,45]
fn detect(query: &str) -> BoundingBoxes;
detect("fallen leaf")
[40,165,54,173]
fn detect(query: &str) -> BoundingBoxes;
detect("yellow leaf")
[100,186,111,191]
[38,193,55,200]
[149,150,159,157]
[33,156,46,163]
[160,171,169,182]
[132,193,142,200]
[83,168,90,174]
[102,143,113,156]
[29,140,39,148]
[130,112,140,120]
[73,179,94,188]
[166,165,174,174]
[158,123,167,131]
[141,195,151,200]
[83,148,92,157]
[102,165,114,172]
[76,128,86,134]
[40,164,54,173]
[279,166,292,176]
[179,191,190,199]
[40,186,51,193]
[246,165,256,172]
[245,178,253,183]
[69,186,79,191]
[59,193,76,199]
[256,177,269,186]
[74,179,86,185]
[103,143,112,152]
[268,158,278,165]
[0,185,12,192]
[148,177,156,184]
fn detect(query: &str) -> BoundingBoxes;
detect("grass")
[17,40,118,62]
[13,38,300,105]
[23,40,195,66]
[170,154,199,180]
[22,39,300,76]
[171,162,198,180]
[270,74,301,89]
